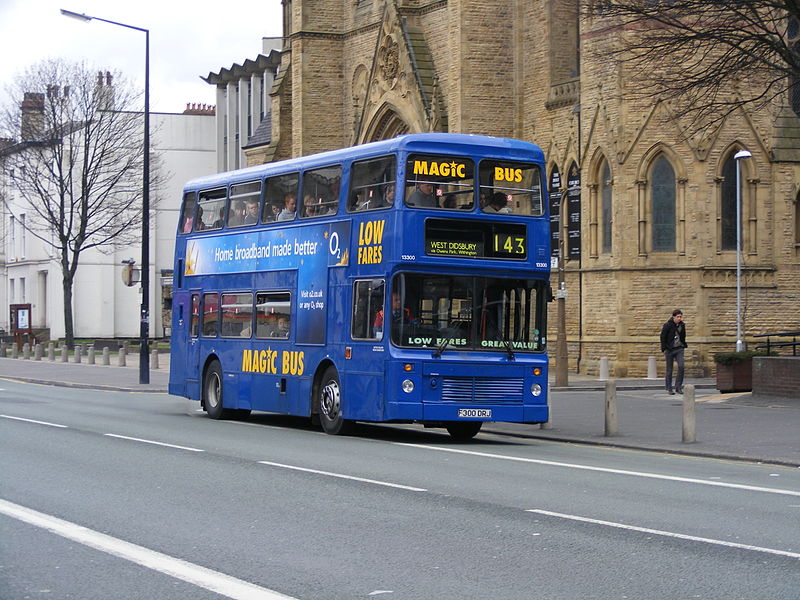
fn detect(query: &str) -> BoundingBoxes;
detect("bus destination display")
[425,219,527,259]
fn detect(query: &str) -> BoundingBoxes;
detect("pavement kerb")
[0,376,167,394]
[551,382,718,392]
[480,425,800,468]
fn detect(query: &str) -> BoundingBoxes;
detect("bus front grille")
[437,377,524,404]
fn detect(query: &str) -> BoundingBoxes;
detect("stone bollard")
[87,347,95,365]
[118,345,127,367]
[682,384,696,443]
[34,343,43,361]
[647,356,658,379]
[604,379,618,437]
[11,345,19,359]
[48,343,55,362]
[102,346,110,366]
[74,343,82,363]
[151,349,159,370]
[599,357,609,380]
[0,342,6,357]
[23,343,31,360]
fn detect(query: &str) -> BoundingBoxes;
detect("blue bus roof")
[184,133,545,191]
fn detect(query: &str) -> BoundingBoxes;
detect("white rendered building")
[1,104,215,341]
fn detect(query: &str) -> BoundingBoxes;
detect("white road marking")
[103,433,205,453]
[0,498,298,600]
[258,461,427,492]
[527,508,800,560]
[394,443,800,497]
[1,414,68,428]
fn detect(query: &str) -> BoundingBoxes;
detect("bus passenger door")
[344,278,386,421]
[185,292,201,398]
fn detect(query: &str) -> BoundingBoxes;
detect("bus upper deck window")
[349,156,396,212]
[404,154,474,211]
[197,189,227,231]
[479,161,544,217]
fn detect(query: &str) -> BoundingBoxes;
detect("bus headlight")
[530,383,542,397]
[402,379,415,393]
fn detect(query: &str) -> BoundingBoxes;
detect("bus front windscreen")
[387,274,546,353]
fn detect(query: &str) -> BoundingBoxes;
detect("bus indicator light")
[533,367,541,376]
[403,363,414,372]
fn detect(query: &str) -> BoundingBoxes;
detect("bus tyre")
[203,360,233,420]
[446,421,482,441]
[318,367,354,435]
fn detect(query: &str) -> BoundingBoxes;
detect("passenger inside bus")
[181,198,196,233]
[484,192,512,213]
[243,199,259,224]
[277,193,297,221]
[273,316,290,338]
[406,182,437,207]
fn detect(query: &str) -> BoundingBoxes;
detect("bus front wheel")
[318,367,353,435]
[203,360,234,420]
[445,422,482,441]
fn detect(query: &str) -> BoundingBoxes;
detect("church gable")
[355,2,447,143]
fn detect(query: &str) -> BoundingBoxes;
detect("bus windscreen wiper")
[432,336,452,358]
[500,332,515,360]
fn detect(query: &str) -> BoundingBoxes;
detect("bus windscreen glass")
[385,274,545,353]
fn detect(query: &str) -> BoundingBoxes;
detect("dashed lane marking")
[0,498,298,600]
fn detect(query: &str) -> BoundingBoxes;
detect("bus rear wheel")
[203,360,234,420]
[446,421,482,441]
[318,367,353,435]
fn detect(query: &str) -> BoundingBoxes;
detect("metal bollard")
[647,356,658,379]
[87,347,95,364]
[102,347,110,366]
[48,343,55,361]
[682,384,696,443]
[34,344,43,361]
[604,379,618,437]
[151,349,159,370]
[0,342,6,357]
[599,357,609,380]
[74,343,82,363]
[23,343,31,359]
[118,345,127,367]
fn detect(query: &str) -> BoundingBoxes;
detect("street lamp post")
[733,149,752,353]
[61,9,150,383]
[555,186,571,388]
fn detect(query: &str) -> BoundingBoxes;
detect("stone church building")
[239,0,800,376]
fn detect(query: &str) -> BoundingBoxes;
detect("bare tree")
[0,59,149,348]
[587,0,800,134]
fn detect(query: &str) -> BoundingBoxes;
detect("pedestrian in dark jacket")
[660,309,687,394]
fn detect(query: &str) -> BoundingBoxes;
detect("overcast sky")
[0,0,283,114]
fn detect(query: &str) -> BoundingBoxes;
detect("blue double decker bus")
[169,133,550,439]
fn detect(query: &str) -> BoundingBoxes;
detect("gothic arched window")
[651,155,676,252]
[720,153,738,251]
[600,159,612,254]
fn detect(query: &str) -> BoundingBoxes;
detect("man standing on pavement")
[660,309,687,395]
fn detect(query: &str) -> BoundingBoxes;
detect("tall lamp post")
[61,9,150,383]
[555,185,572,388]
[733,149,751,352]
